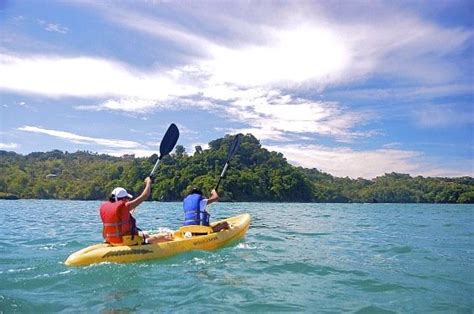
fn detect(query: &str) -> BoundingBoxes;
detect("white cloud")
[329,84,474,101]
[264,143,460,179]
[76,98,162,113]
[201,25,351,87]
[0,52,374,141]
[92,5,216,56]
[2,3,469,100]
[18,126,142,149]
[45,23,68,34]
[0,143,18,149]
[265,144,421,178]
[213,88,372,141]
[383,142,402,149]
[117,3,471,87]
[37,19,69,34]
[3,2,472,154]
[415,104,474,128]
[0,54,199,99]
[73,2,472,92]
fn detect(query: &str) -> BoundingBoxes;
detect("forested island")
[1,134,473,203]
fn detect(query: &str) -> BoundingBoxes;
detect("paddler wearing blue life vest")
[183,188,229,232]
[100,177,173,245]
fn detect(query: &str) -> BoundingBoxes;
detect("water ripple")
[0,201,472,313]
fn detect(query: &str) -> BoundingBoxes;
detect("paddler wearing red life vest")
[99,177,172,245]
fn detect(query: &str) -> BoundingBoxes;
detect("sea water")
[0,200,472,313]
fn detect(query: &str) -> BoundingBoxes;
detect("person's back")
[183,189,209,226]
[182,188,229,232]
[100,187,140,245]
[100,177,173,245]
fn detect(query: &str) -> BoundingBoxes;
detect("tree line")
[0,134,472,203]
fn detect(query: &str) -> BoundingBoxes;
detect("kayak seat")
[178,225,213,236]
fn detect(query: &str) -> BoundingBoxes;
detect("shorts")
[119,232,147,246]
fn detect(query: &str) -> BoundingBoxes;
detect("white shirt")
[199,198,208,211]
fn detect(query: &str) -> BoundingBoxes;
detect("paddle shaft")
[215,163,229,191]
[149,156,163,178]
[132,124,179,215]
[214,134,242,192]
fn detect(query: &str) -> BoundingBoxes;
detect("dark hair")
[189,188,203,195]
[108,195,128,202]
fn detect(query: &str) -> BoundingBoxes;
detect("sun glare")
[206,25,351,87]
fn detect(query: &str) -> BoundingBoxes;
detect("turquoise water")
[0,200,473,313]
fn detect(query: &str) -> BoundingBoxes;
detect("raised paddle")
[204,133,243,232]
[214,133,242,192]
[131,123,179,215]
[149,123,180,178]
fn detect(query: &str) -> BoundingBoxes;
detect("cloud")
[0,52,381,142]
[37,19,69,34]
[18,126,142,149]
[3,2,472,150]
[328,84,474,102]
[0,54,199,99]
[0,143,18,149]
[212,88,372,142]
[3,3,470,98]
[415,104,474,128]
[200,25,352,88]
[96,2,471,87]
[90,4,216,57]
[75,98,164,113]
[265,143,473,178]
[264,143,425,178]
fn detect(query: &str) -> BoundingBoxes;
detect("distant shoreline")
[1,140,473,204]
[1,197,472,205]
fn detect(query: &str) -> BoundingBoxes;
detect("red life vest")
[99,200,137,244]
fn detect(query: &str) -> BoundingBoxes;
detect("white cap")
[111,187,133,201]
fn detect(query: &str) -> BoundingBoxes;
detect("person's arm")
[206,189,219,205]
[127,177,152,211]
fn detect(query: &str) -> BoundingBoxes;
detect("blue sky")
[0,0,473,178]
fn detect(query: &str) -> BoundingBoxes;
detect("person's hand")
[211,189,219,198]
[144,177,152,185]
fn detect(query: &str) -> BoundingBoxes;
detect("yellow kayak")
[65,213,251,266]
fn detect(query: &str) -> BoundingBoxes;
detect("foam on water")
[235,243,256,250]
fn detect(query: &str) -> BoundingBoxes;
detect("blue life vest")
[183,193,210,226]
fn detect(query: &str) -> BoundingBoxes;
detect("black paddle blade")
[226,133,242,162]
[159,123,180,159]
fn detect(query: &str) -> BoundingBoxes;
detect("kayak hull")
[65,213,251,266]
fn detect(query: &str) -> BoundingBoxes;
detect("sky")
[0,0,473,179]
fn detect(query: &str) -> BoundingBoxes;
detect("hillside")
[0,134,473,203]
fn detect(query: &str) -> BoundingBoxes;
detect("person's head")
[188,187,203,196]
[109,187,133,202]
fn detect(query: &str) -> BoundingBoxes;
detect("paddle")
[204,133,242,231]
[131,123,179,215]
[214,133,242,192]
[149,123,180,178]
